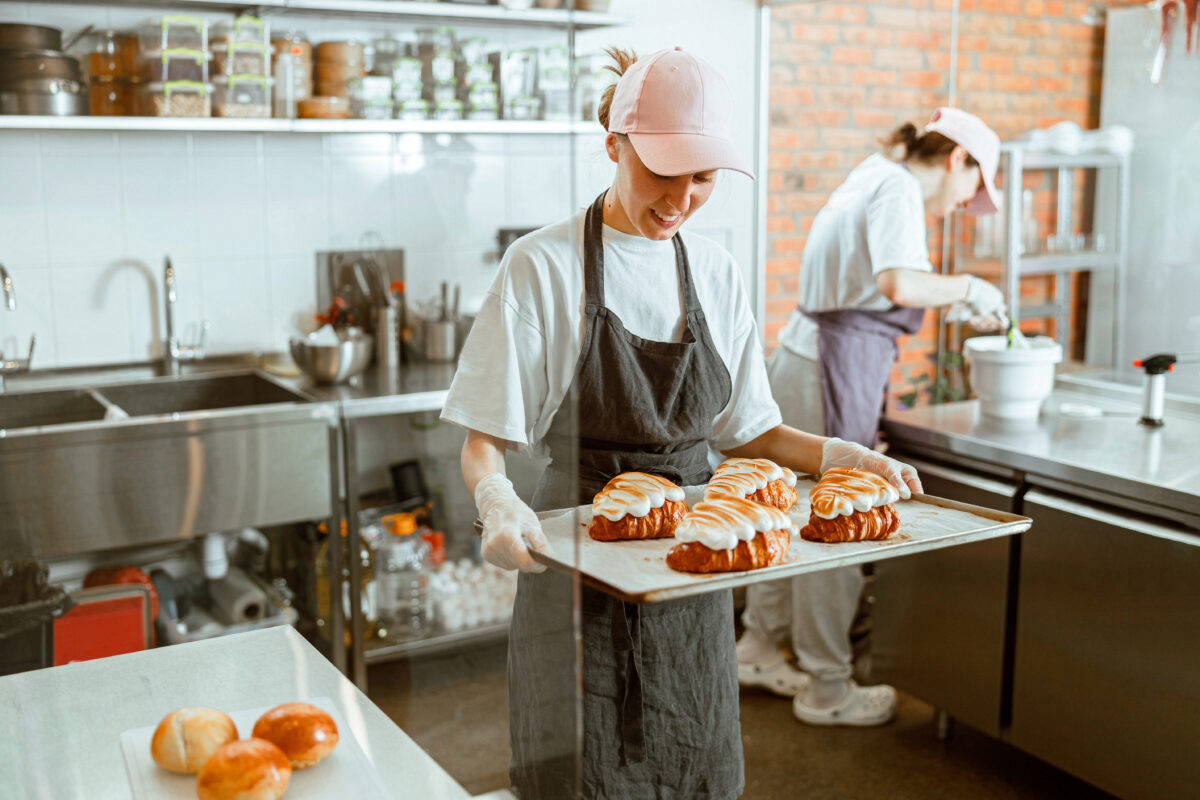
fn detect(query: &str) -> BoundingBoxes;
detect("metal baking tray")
[531,481,1031,604]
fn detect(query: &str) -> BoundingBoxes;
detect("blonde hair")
[597,46,638,130]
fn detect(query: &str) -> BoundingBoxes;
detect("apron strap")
[673,234,704,316]
[610,599,647,766]
[584,192,608,308]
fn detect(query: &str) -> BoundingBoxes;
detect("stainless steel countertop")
[883,376,1200,520]
[0,626,471,800]
[278,362,458,418]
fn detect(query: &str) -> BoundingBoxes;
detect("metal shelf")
[999,145,1128,171]
[1017,251,1122,275]
[52,0,626,29]
[362,620,509,664]
[0,115,603,135]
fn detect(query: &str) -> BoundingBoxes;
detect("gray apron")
[799,306,925,446]
[508,192,741,799]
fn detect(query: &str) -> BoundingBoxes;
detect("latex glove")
[947,275,1007,329]
[474,473,551,573]
[820,438,923,499]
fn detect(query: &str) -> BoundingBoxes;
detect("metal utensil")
[62,24,94,54]
[452,284,460,320]
[439,281,450,322]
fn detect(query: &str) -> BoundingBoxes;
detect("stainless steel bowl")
[289,333,374,384]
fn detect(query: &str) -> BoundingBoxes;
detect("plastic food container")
[459,36,488,66]
[461,61,493,87]
[428,50,455,83]
[137,49,210,82]
[138,80,211,117]
[434,99,463,121]
[211,16,268,46]
[212,41,269,77]
[431,78,456,104]
[398,98,429,121]
[137,15,205,53]
[393,80,422,103]
[392,57,422,85]
[468,100,499,121]
[964,335,1063,419]
[362,98,393,120]
[297,95,350,119]
[507,95,541,121]
[213,75,271,118]
[467,81,498,107]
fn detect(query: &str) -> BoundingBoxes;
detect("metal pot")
[0,23,63,52]
[0,50,82,82]
[0,78,87,116]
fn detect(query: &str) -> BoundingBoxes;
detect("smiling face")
[927,145,984,216]
[603,133,718,240]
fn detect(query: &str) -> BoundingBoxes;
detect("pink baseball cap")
[925,107,1001,216]
[607,47,754,179]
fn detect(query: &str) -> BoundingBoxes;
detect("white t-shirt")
[777,153,933,359]
[441,209,782,459]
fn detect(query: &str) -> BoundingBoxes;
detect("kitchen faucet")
[0,262,35,392]
[162,256,206,377]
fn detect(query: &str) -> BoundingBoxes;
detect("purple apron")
[800,306,925,446]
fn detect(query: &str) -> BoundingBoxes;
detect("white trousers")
[742,346,863,682]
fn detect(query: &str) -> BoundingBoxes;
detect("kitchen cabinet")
[872,455,1020,738]
[1010,490,1200,800]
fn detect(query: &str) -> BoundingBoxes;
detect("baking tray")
[119,696,392,799]
[532,481,1031,604]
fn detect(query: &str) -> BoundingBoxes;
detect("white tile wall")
[1,128,605,368]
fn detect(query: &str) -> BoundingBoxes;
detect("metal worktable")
[882,373,1200,525]
[876,373,1200,800]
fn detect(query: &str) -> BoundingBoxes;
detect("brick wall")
[767,0,1137,406]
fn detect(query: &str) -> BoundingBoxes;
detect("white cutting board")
[119,696,393,799]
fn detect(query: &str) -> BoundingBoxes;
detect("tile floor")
[367,642,1117,800]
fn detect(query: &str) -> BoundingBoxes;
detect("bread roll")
[150,707,238,774]
[251,702,339,769]
[196,738,291,800]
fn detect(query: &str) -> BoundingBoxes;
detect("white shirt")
[777,153,933,359]
[441,209,782,458]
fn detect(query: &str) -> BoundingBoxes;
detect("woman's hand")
[474,473,552,573]
[820,438,923,498]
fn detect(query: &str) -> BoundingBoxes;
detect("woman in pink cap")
[736,109,1007,728]
[442,47,920,797]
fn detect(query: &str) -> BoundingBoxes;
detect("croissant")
[588,499,688,541]
[666,529,791,573]
[705,458,798,512]
[800,505,899,543]
[587,471,688,541]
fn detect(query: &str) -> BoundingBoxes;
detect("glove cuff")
[475,472,517,517]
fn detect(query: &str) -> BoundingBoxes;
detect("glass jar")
[88,77,133,116]
[85,30,130,79]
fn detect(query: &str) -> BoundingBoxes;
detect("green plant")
[897,349,967,408]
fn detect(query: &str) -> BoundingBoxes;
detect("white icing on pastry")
[810,468,900,520]
[704,458,797,501]
[675,497,795,551]
[592,472,686,522]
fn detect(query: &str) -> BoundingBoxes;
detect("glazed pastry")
[666,497,794,573]
[800,467,901,543]
[704,458,798,512]
[588,472,689,541]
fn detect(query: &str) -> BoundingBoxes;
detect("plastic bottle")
[376,512,434,641]
[314,519,379,644]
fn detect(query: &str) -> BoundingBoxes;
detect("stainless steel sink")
[0,388,110,430]
[0,361,337,561]
[97,372,308,417]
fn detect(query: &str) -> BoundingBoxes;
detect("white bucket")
[964,335,1063,419]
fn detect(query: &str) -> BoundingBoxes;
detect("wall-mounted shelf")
[0,115,604,135]
[51,0,627,30]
